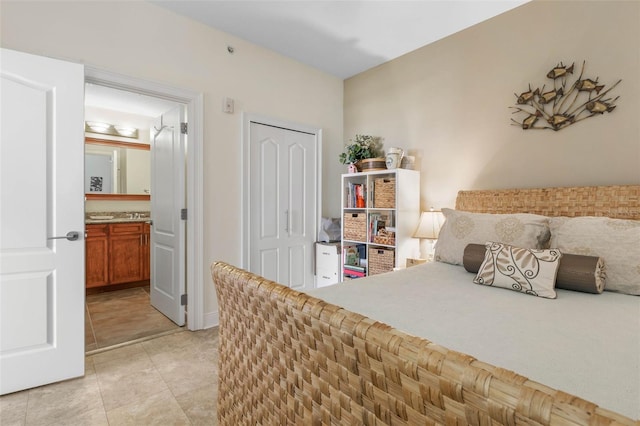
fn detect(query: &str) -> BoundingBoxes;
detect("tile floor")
[85,286,183,352]
[0,327,219,425]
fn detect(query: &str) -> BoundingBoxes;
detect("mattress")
[309,261,640,420]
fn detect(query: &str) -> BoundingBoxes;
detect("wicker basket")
[374,177,395,208]
[372,235,395,245]
[368,247,395,275]
[343,212,366,241]
[372,228,395,245]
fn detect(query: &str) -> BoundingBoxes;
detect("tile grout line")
[140,341,193,424]
[86,303,99,352]
[89,356,110,424]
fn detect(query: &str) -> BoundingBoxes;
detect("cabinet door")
[85,224,109,288]
[142,223,150,280]
[109,223,143,284]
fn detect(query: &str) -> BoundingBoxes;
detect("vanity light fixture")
[85,121,111,133]
[114,126,138,138]
[85,121,139,139]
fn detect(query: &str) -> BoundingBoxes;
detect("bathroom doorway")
[82,72,204,351]
[84,83,184,351]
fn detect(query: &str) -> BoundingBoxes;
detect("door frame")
[85,67,205,330]
[241,113,323,274]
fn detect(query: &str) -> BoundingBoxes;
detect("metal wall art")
[511,61,621,131]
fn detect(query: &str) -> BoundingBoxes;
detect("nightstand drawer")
[316,268,339,287]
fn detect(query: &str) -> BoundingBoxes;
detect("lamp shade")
[413,209,444,239]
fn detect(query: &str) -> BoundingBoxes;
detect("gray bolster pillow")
[463,243,605,294]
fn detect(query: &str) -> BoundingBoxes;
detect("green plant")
[338,134,383,164]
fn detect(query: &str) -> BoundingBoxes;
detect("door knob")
[47,231,80,241]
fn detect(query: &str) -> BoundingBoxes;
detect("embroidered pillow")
[549,216,640,295]
[473,242,562,298]
[434,209,550,266]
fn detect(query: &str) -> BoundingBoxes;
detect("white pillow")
[549,217,640,295]
[434,209,550,266]
[473,242,562,299]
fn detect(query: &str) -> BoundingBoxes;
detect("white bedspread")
[308,261,640,420]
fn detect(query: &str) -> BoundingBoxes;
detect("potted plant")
[338,135,384,171]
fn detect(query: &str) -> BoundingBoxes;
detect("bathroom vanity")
[85,215,151,289]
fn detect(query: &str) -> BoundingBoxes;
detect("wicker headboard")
[455,185,640,219]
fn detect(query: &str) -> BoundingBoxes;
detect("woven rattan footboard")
[212,185,639,425]
[211,261,636,425]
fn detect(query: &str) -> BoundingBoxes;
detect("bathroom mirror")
[85,137,151,200]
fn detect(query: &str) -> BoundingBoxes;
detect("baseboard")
[203,310,219,329]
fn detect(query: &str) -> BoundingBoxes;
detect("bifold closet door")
[248,122,317,291]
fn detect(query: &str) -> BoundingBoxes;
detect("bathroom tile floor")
[85,286,183,352]
[0,327,219,425]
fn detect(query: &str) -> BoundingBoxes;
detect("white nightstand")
[315,242,341,287]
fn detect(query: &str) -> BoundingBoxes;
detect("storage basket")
[372,228,395,245]
[343,212,367,242]
[372,235,395,246]
[374,177,396,208]
[368,247,395,275]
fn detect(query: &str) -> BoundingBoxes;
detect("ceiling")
[151,0,530,79]
[87,0,530,116]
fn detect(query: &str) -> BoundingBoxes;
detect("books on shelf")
[345,182,366,208]
[343,244,366,278]
[343,265,365,278]
[343,244,365,264]
[368,213,392,242]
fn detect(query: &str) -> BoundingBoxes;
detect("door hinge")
[181,208,188,220]
[180,294,188,306]
[180,122,188,135]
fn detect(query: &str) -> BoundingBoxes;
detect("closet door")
[247,121,317,290]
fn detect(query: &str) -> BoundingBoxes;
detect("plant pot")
[358,157,386,172]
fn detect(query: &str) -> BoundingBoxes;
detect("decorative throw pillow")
[464,243,606,294]
[473,242,562,298]
[434,209,550,266]
[549,217,640,295]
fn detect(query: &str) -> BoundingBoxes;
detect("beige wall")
[0,1,344,323]
[343,0,640,212]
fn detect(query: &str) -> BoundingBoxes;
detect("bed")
[211,185,640,425]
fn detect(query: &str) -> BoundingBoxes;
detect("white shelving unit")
[340,169,420,281]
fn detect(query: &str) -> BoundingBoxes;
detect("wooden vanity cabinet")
[85,224,109,288]
[109,223,145,284]
[85,222,151,289]
[142,223,151,280]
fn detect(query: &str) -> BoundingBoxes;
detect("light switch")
[223,97,234,114]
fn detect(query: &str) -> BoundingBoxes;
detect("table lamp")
[412,208,444,261]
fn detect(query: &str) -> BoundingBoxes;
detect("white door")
[150,105,186,326]
[0,49,85,394]
[248,122,317,290]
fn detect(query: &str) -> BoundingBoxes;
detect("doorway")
[85,67,205,332]
[84,84,186,350]
[242,114,322,292]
